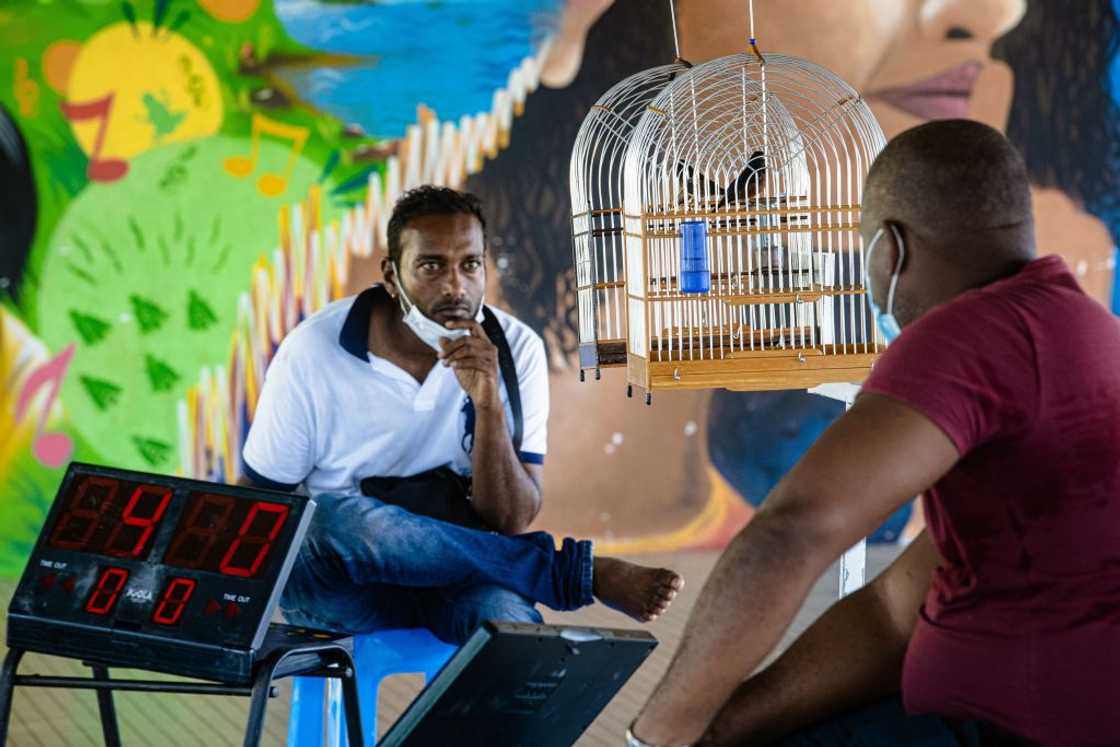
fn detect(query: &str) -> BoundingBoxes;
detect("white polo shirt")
[242,286,548,498]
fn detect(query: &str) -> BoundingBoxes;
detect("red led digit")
[49,476,119,551]
[218,501,289,578]
[84,567,129,615]
[104,485,173,558]
[152,577,197,625]
[164,493,236,568]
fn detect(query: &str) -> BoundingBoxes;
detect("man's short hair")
[386,186,487,263]
[864,119,1032,243]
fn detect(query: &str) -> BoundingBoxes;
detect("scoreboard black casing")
[7,463,315,684]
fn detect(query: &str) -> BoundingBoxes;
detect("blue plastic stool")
[288,628,458,747]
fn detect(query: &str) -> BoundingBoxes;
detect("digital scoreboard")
[7,463,315,684]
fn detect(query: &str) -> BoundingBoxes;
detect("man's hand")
[439,320,500,408]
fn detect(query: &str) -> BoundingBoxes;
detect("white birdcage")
[570,61,689,378]
[613,51,887,400]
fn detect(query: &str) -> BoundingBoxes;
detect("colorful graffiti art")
[0,0,561,573]
[1,0,1118,576]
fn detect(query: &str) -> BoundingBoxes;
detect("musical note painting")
[223,112,309,197]
[14,346,75,470]
[61,9,223,182]
[13,58,39,118]
[60,94,130,182]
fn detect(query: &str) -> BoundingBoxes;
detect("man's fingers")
[443,348,496,368]
[438,335,472,356]
[443,346,495,365]
[449,362,493,375]
[444,319,487,338]
[440,337,495,361]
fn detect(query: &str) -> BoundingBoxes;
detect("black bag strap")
[480,306,523,453]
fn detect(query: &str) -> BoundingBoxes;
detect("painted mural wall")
[1,0,1117,575]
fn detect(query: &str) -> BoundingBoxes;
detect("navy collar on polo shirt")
[338,285,385,361]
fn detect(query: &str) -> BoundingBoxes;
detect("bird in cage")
[675,149,766,210]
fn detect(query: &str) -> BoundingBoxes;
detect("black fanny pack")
[360,466,488,530]
[359,307,522,531]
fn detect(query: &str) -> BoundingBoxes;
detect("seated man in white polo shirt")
[241,186,683,643]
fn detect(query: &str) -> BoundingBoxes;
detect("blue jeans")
[279,493,594,643]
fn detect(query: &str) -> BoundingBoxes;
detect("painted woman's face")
[676,0,1026,139]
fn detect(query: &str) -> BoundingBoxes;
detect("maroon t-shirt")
[862,256,1120,745]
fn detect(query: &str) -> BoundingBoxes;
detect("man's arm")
[700,530,940,745]
[441,320,541,535]
[471,403,543,534]
[631,393,959,745]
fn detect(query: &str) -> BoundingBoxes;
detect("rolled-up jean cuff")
[555,537,595,610]
[577,539,594,607]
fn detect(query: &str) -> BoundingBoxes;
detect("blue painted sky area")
[1114,0,1120,93]
[274,0,562,139]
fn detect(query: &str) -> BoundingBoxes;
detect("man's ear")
[381,256,398,298]
[884,221,908,275]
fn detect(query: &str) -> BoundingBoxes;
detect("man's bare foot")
[592,556,683,622]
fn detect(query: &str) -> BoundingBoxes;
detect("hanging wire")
[669,0,681,60]
[748,0,764,64]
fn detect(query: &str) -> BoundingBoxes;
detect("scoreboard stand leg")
[243,663,275,747]
[244,644,365,747]
[0,648,25,747]
[90,664,122,747]
[0,651,122,747]
[0,643,364,747]
[339,661,364,747]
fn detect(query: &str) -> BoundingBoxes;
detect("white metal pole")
[807,382,865,597]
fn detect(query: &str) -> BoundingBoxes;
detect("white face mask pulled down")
[392,265,472,352]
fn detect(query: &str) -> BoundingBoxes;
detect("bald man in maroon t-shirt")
[629,121,1120,747]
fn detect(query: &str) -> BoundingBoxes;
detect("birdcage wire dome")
[570,62,691,376]
[615,51,887,396]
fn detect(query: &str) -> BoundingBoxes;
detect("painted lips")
[870,61,983,120]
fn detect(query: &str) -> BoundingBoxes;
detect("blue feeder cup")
[680,220,711,294]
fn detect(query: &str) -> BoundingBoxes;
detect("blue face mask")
[865,226,906,343]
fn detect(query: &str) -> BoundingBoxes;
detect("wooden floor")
[0,546,901,746]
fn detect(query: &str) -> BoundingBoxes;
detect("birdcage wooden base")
[626,347,880,393]
[579,340,629,370]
